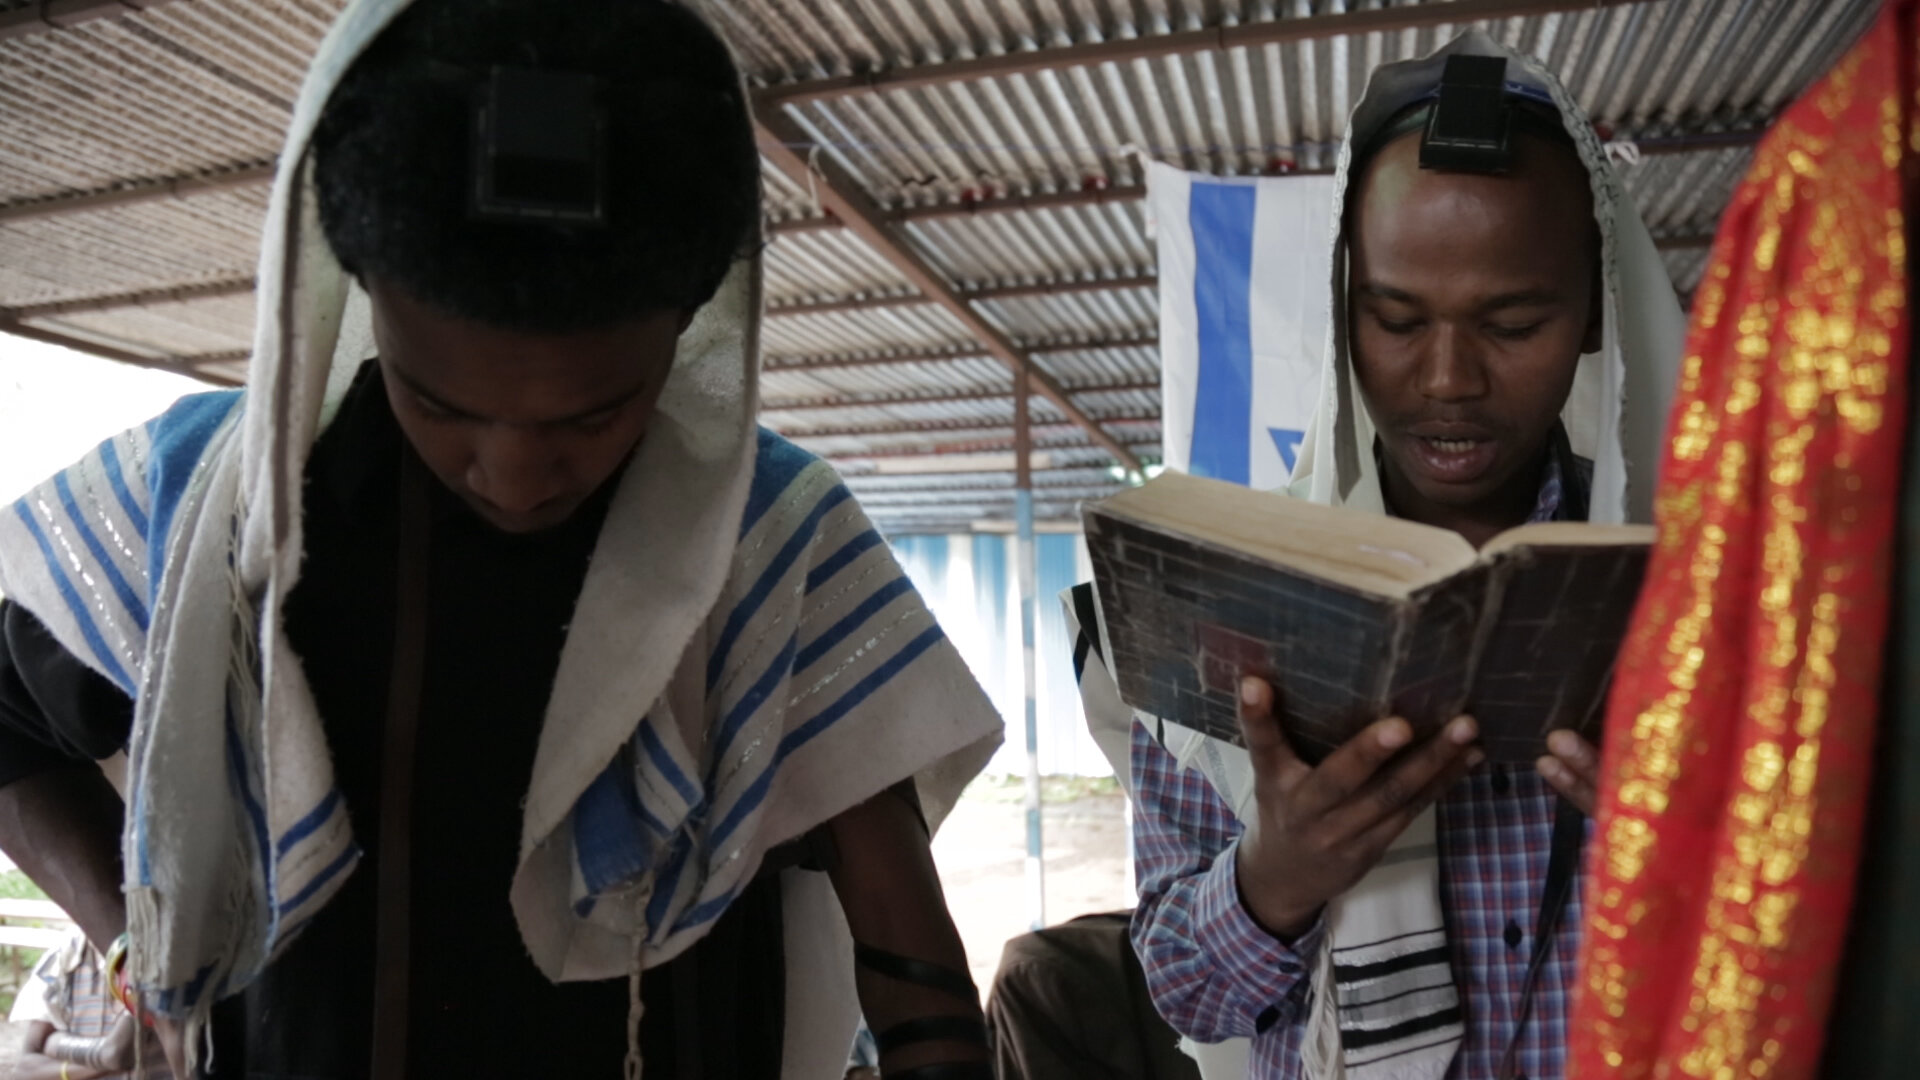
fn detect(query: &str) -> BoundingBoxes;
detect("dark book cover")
[1084,503,1648,764]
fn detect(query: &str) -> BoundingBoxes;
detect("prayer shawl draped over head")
[1069,31,1683,1080]
[1569,4,1915,1078]
[0,0,1002,1071]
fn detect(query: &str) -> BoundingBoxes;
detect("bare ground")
[929,776,1133,999]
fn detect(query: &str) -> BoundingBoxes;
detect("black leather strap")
[1497,796,1586,1079]
[875,1015,989,1057]
[853,943,977,1001]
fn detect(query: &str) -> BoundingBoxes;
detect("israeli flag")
[1149,161,1337,490]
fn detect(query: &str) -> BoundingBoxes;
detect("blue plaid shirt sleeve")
[1129,720,1323,1041]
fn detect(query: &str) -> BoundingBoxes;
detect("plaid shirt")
[1130,444,1590,1080]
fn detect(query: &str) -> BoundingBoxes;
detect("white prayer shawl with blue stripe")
[0,1,1002,1072]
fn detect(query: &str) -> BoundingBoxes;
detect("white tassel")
[1302,925,1344,1080]
[626,879,654,1080]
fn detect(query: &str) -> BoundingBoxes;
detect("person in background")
[9,929,161,1080]
[1071,33,1685,1080]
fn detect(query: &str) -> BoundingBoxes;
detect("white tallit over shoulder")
[0,0,1002,1073]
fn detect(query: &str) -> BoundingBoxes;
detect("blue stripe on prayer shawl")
[97,437,150,540]
[223,704,276,934]
[739,428,822,541]
[11,503,134,691]
[676,883,741,934]
[277,842,358,917]
[1188,183,1258,485]
[144,390,241,590]
[647,832,693,934]
[708,624,945,852]
[712,631,798,768]
[805,528,883,594]
[573,760,669,893]
[177,962,217,1011]
[636,720,700,807]
[52,472,147,627]
[274,789,342,859]
[706,483,854,690]
[793,575,914,674]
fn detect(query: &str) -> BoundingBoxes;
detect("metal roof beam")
[767,292,924,318]
[0,0,189,42]
[0,320,240,386]
[760,0,1650,107]
[776,409,1157,441]
[828,438,1160,464]
[762,377,1158,412]
[755,110,1141,470]
[0,161,277,225]
[967,272,1159,302]
[3,276,257,319]
[765,272,1158,316]
[764,334,1157,372]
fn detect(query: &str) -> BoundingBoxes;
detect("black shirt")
[0,362,784,1078]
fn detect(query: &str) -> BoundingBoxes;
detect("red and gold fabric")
[1570,3,1917,1077]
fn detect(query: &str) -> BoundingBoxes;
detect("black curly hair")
[312,0,760,334]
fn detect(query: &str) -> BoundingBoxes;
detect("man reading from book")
[1068,35,1684,1080]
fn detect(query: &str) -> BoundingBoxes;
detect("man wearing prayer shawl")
[1066,33,1685,1080]
[0,1,1003,1077]
[1567,2,1916,1077]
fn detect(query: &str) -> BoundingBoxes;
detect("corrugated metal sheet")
[0,190,265,304]
[0,0,1883,532]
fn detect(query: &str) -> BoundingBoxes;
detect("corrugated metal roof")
[0,0,1882,533]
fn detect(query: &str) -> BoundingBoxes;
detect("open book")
[1083,471,1652,764]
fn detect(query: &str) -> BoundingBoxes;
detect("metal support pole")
[1015,363,1045,931]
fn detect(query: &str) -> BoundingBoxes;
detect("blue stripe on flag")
[1188,183,1258,484]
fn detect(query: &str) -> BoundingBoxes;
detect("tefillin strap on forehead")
[1419,54,1514,174]
[471,66,608,226]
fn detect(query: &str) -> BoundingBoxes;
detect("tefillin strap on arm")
[471,66,608,225]
[853,943,992,1079]
[1419,54,1514,174]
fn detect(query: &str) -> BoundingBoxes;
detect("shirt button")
[1256,1005,1282,1033]
[1491,765,1512,794]
[1504,920,1524,949]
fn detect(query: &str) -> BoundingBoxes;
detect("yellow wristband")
[60,1062,71,1080]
